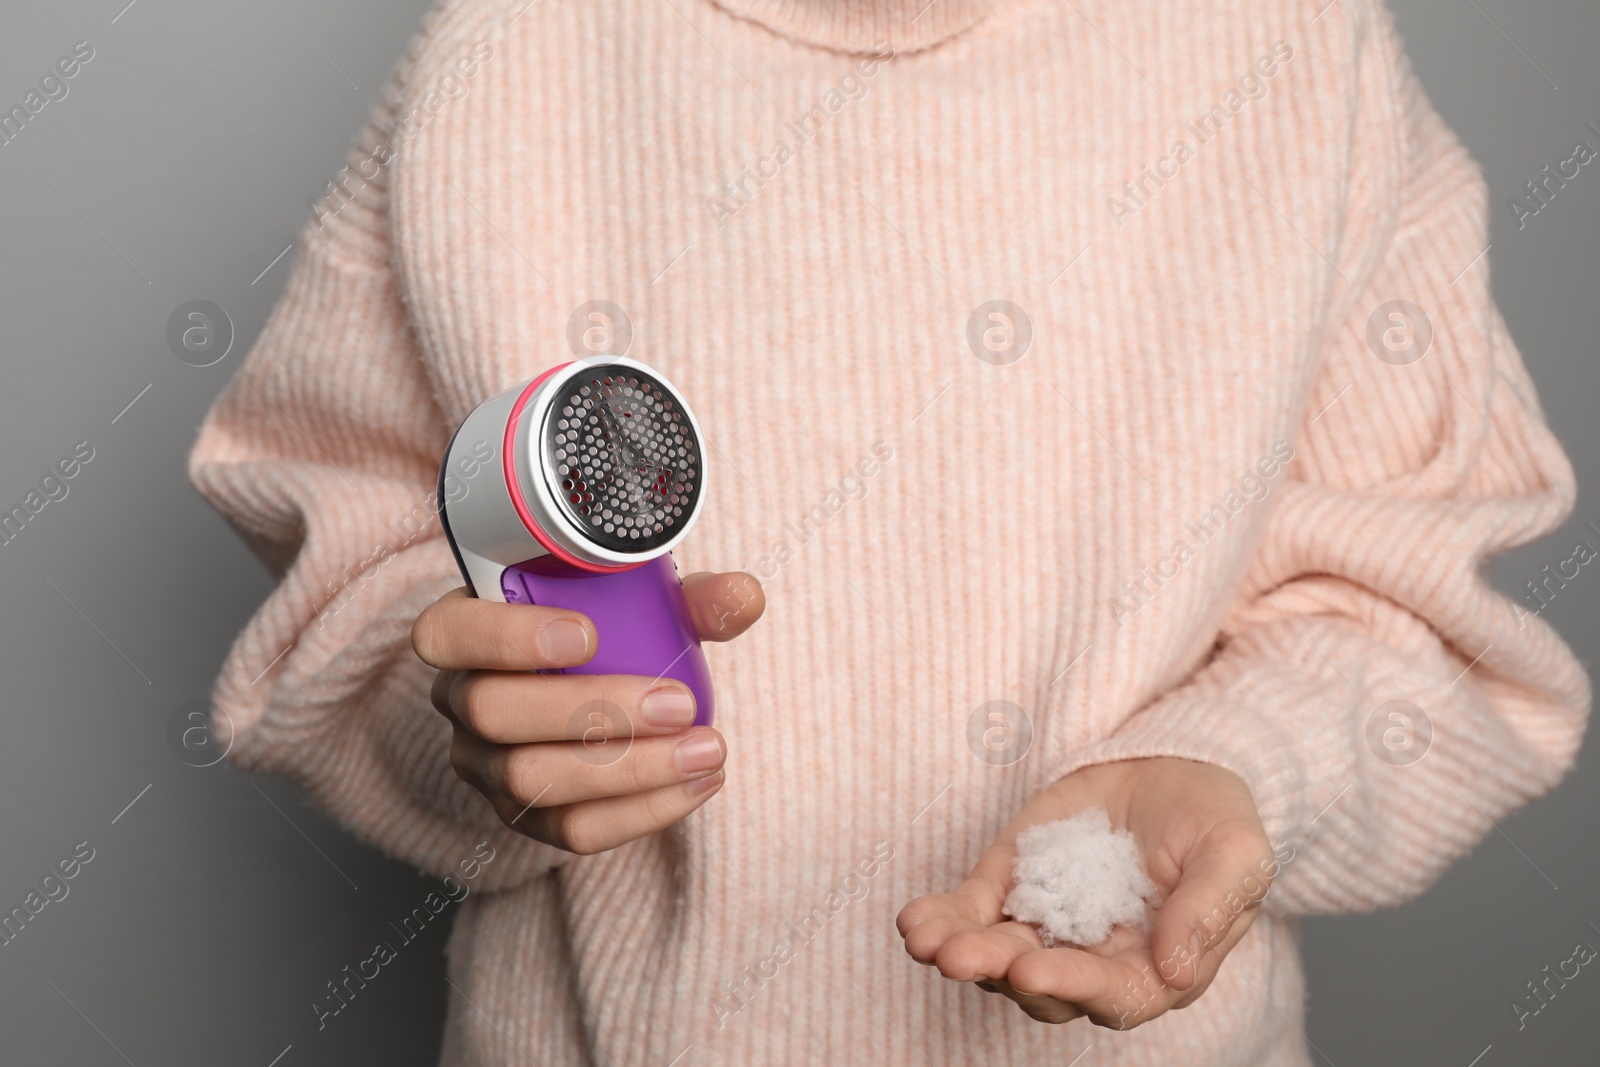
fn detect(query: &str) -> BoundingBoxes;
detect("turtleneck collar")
[704,0,1011,54]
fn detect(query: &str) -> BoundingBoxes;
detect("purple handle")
[500,553,713,727]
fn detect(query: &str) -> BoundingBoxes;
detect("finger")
[413,588,597,671]
[1169,905,1260,1010]
[433,670,698,743]
[1007,947,1157,1028]
[916,849,1023,941]
[505,771,725,855]
[897,867,1010,964]
[681,571,765,642]
[897,823,1023,965]
[453,725,726,807]
[985,978,1085,1025]
[896,874,995,934]
[1149,824,1274,991]
[933,921,1044,983]
[898,904,985,965]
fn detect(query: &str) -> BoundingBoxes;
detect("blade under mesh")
[540,364,703,553]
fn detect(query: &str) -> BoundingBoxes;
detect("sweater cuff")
[1051,687,1311,850]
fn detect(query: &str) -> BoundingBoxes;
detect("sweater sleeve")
[1050,7,1590,915]
[187,78,564,893]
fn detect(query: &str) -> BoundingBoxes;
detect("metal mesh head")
[539,364,703,553]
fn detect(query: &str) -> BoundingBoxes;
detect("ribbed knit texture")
[187,0,1590,1063]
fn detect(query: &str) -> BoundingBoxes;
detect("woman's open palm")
[897,757,1278,1028]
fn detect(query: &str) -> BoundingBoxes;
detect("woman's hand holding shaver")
[412,571,764,855]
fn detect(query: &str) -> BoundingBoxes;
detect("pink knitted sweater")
[188,0,1590,1063]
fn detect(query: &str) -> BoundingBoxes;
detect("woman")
[189,0,1589,1063]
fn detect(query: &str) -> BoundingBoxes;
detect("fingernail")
[538,619,590,663]
[674,732,724,775]
[685,769,724,796]
[641,687,696,728]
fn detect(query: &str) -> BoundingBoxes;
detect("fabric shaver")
[437,357,713,725]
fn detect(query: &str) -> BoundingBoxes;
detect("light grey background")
[0,1,1593,1064]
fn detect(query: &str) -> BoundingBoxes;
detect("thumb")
[1150,826,1274,991]
[682,571,766,641]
